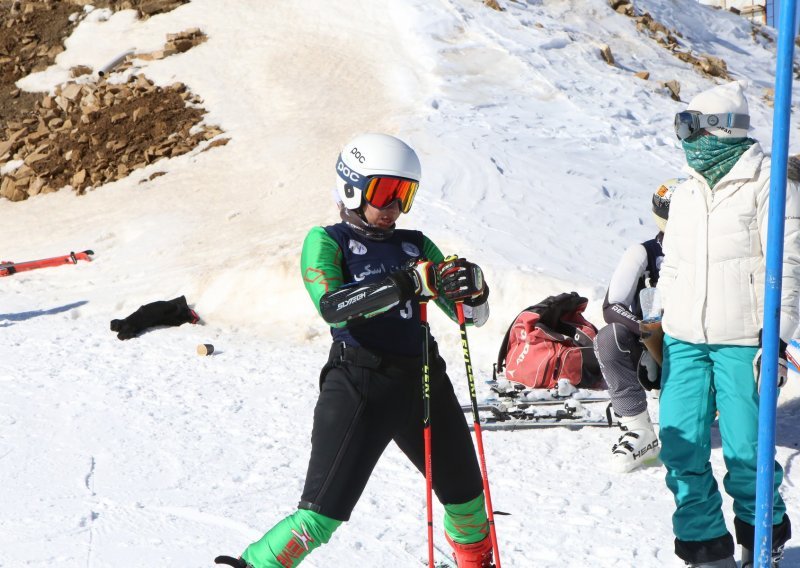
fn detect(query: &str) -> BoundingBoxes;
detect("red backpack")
[496,292,603,389]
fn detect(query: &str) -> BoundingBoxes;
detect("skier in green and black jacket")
[216,133,494,568]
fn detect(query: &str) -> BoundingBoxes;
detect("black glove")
[215,557,248,568]
[109,318,138,340]
[753,330,794,392]
[393,259,438,300]
[108,296,199,341]
[436,257,487,302]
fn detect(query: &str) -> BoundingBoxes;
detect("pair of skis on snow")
[0,250,93,277]
[462,378,619,431]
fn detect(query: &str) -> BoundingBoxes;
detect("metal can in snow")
[197,343,215,356]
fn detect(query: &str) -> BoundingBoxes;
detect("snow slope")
[1,0,799,566]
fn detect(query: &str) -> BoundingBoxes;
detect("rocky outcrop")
[609,0,731,82]
[0,0,224,202]
[0,75,226,201]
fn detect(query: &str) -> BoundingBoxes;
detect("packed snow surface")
[2,0,799,566]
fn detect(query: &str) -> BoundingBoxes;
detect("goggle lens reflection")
[364,177,419,213]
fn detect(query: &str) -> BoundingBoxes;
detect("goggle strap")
[336,154,368,190]
[699,113,749,130]
[674,112,749,140]
[728,113,749,129]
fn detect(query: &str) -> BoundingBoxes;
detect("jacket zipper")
[748,273,759,328]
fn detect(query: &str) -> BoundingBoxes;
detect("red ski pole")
[420,300,435,568]
[456,301,502,568]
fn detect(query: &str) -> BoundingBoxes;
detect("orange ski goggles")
[363,176,419,213]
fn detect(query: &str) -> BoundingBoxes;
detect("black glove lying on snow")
[110,295,199,340]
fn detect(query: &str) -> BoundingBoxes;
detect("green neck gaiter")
[682,135,755,189]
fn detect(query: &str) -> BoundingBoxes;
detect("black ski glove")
[753,330,794,392]
[393,259,438,300]
[437,257,487,303]
[109,296,199,340]
[215,556,249,568]
[109,318,139,340]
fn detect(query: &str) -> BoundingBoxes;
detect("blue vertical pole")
[755,0,797,565]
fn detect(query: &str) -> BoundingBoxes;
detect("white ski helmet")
[335,133,422,212]
[684,81,750,139]
[652,178,683,232]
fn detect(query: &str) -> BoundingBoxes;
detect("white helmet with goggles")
[335,133,421,213]
[652,178,684,232]
[674,81,750,141]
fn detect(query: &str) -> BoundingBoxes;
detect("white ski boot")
[609,410,660,473]
[684,557,736,567]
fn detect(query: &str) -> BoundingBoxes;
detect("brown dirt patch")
[0,1,82,131]
[0,0,227,202]
[0,76,226,201]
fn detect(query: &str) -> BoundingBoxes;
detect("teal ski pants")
[659,335,786,543]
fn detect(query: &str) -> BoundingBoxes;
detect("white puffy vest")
[658,143,800,345]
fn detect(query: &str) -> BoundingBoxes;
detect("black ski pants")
[298,341,483,522]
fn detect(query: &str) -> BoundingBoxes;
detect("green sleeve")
[301,227,346,327]
[423,236,459,323]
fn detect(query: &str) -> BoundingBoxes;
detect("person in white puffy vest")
[657,81,800,568]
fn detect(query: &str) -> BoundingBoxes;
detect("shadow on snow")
[0,301,89,326]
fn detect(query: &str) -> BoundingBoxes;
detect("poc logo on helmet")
[350,147,366,163]
[337,157,361,183]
